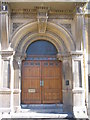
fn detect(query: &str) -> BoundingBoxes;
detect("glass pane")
[26,40,58,55]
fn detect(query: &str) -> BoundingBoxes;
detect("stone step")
[21,104,63,109]
[20,104,63,113]
[1,112,73,119]
[20,108,63,114]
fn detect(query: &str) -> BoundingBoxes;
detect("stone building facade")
[0,0,89,119]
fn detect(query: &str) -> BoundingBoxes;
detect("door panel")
[21,60,62,104]
[22,61,41,104]
[42,61,62,103]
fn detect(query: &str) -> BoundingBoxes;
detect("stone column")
[82,16,88,109]
[1,3,10,50]
[0,13,1,88]
[13,53,26,112]
[74,8,84,50]
[57,53,73,113]
[17,58,22,111]
[10,55,14,113]
[0,51,13,113]
[71,51,88,118]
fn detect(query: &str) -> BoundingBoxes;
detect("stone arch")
[11,21,76,55]
[16,32,66,54]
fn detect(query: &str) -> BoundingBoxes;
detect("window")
[26,40,58,56]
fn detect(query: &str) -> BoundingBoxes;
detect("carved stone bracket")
[37,9,48,33]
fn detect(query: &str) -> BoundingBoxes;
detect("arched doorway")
[21,40,62,104]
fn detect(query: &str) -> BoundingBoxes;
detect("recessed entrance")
[21,40,62,104]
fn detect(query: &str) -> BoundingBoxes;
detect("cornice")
[1,0,88,2]
[11,8,74,15]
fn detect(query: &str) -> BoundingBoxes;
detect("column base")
[14,106,21,113]
[73,106,88,118]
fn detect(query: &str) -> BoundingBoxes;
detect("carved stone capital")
[37,9,48,33]
[14,52,26,62]
[57,53,72,61]
[0,50,14,60]
[70,51,83,57]
[57,53,63,61]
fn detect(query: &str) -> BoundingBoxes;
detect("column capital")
[0,50,14,60]
[57,53,72,61]
[70,51,83,59]
[14,52,26,62]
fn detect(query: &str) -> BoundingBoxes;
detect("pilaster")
[0,50,14,113]
[74,7,84,50]
[57,53,73,113]
[13,52,26,112]
[71,51,88,118]
[1,2,10,50]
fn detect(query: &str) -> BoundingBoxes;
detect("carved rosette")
[37,9,48,33]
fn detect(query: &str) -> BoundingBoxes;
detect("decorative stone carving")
[57,53,63,61]
[12,23,23,32]
[76,6,83,14]
[61,24,72,34]
[37,9,48,33]
[14,52,26,62]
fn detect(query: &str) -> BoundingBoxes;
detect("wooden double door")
[21,60,62,104]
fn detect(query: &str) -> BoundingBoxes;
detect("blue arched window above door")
[26,40,58,56]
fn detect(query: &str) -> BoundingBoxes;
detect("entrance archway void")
[21,40,62,104]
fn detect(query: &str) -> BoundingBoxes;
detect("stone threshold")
[0,112,73,119]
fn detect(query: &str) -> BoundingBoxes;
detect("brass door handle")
[40,80,44,86]
[42,80,44,86]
